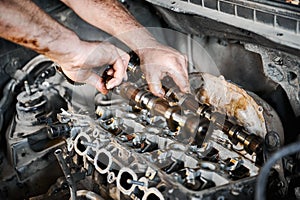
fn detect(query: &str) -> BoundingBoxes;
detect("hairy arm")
[62,0,190,96]
[0,0,129,93]
[61,0,155,51]
[0,0,79,60]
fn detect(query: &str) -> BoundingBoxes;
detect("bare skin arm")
[61,0,190,96]
[0,0,130,94]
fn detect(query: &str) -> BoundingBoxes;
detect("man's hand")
[0,0,129,94]
[0,0,190,96]
[138,44,189,97]
[62,0,191,96]
[57,41,129,94]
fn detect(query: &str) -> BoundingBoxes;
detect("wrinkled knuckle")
[167,56,178,66]
[121,53,130,64]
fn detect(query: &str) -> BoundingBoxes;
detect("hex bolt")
[127,179,145,186]
[265,131,280,151]
[80,141,97,148]
[24,81,31,95]
[273,57,283,65]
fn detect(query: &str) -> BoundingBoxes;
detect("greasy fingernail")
[107,70,114,76]
[106,82,114,89]
[107,78,118,89]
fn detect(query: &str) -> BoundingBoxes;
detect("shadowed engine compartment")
[0,0,299,199]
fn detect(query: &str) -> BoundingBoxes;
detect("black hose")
[255,140,300,200]
[0,80,16,133]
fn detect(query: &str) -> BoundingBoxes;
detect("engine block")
[54,73,282,200]
[62,107,259,199]
[2,56,286,200]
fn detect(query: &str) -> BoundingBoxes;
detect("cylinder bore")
[142,188,164,200]
[94,149,112,174]
[116,168,138,195]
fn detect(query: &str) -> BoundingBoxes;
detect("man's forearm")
[61,0,159,52]
[0,0,82,64]
[0,0,132,93]
[0,0,189,96]
[62,0,190,96]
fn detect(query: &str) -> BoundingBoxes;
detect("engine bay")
[0,0,300,199]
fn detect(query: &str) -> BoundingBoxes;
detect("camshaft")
[119,83,263,155]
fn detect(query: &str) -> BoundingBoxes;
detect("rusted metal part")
[191,73,266,138]
[190,72,287,192]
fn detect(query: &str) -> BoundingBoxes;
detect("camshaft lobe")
[119,83,262,155]
[119,82,209,139]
